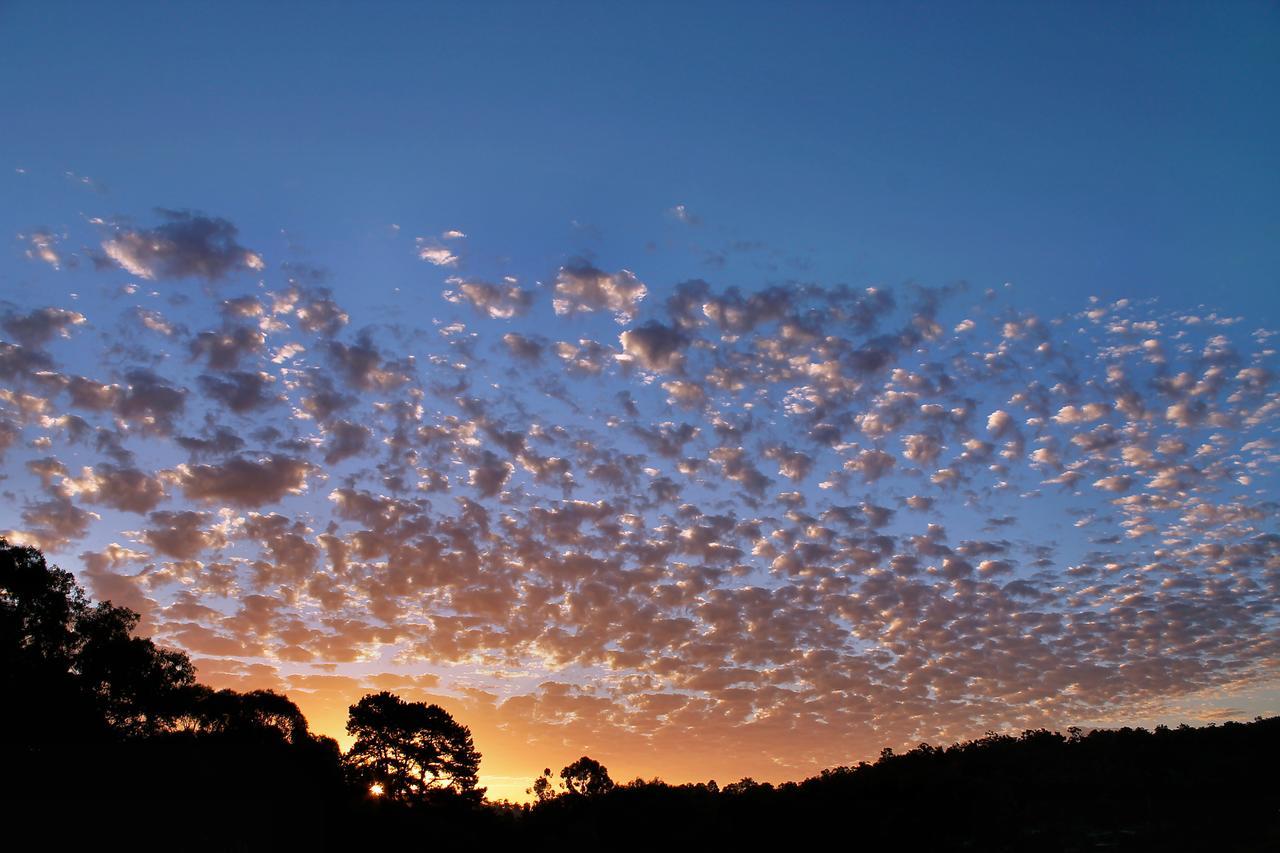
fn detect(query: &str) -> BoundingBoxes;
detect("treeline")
[3,540,1276,851]
[521,721,1279,851]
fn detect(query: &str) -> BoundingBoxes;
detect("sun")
[369,783,384,797]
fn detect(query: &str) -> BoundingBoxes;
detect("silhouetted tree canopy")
[74,601,196,735]
[345,691,483,801]
[1,539,342,811]
[559,756,615,797]
[173,686,314,743]
[528,768,557,802]
[1,538,195,746]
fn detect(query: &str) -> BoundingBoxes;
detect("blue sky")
[1,1,1277,799]
[5,1,1277,316]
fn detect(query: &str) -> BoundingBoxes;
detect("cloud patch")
[553,263,647,323]
[101,210,263,281]
[177,455,313,507]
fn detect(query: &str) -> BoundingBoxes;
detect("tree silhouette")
[1,539,84,667]
[560,756,615,796]
[174,686,314,743]
[1,538,195,746]
[527,767,557,801]
[344,691,483,801]
[73,600,195,735]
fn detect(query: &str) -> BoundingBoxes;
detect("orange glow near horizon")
[194,662,1280,806]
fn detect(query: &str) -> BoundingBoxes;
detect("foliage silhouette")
[528,767,558,802]
[2,538,194,749]
[559,756,616,796]
[1,539,350,848]
[345,691,483,801]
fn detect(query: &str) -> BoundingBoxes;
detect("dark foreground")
[4,540,1277,851]
[6,717,1279,851]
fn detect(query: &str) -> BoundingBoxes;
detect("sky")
[1,1,1278,801]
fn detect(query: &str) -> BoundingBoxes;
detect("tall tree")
[344,691,482,801]
[560,756,615,796]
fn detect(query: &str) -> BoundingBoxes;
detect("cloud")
[323,420,372,465]
[1092,475,1133,493]
[663,379,707,409]
[326,334,409,390]
[140,510,219,559]
[470,451,514,497]
[176,426,246,461]
[632,421,700,458]
[764,444,814,482]
[844,449,897,483]
[416,238,459,266]
[22,229,64,269]
[2,306,85,348]
[115,369,187,433]
[101,210,263,280]
[198,371,280,413]
[0,342,54,384]
[190,325,266,370]
[1053,403,1110,424]
[62,464,167,513]
[445,279,533,319]
[709,446,771,497]
[669,204,701,225]
[619,321,688,372]
[4,209,1278,793]
[987,410,1015,437]
[902,433,943,466]
[554,338,612,375]
[502,332,545,362]
[700,285,795,334]
[291,287,350,335]
[553,263,647,323]
[5,495,97,550]
[176,454,313,507]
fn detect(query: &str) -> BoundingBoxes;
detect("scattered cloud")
[101,210,263,281]
[553,262,647,323]
[445,278,533,319]
[2,208,1276,790]
[416,237,459,267]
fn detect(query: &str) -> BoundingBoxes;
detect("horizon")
[2,1,1278,805]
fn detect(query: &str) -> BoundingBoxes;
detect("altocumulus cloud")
[101,209,264,281]
[176,455,314,508]
[1,205,1277,787]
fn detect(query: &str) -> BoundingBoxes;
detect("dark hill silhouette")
[520,720,1279,850]
[2,539,1276,851]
